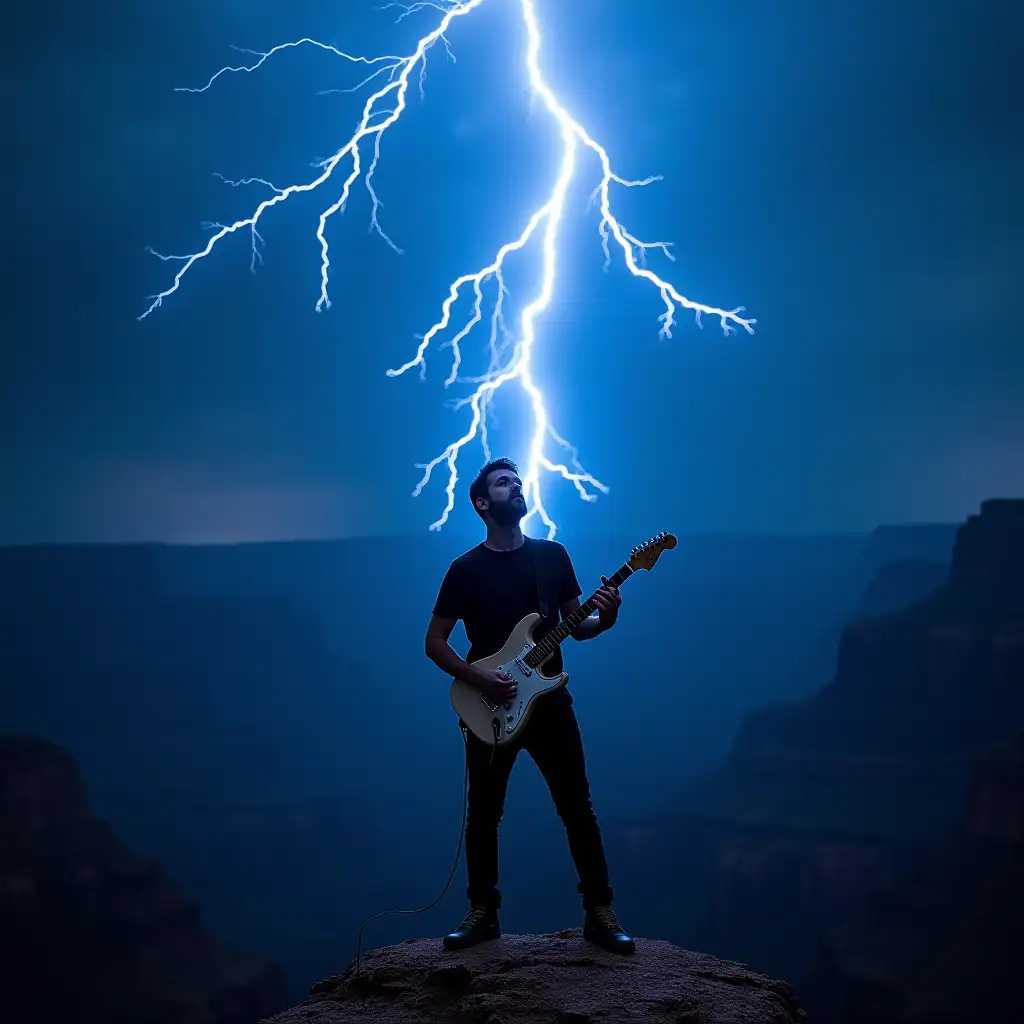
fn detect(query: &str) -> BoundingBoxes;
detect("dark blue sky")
[4,0,1021,543]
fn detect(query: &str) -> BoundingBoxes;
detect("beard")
[489,495,527,526]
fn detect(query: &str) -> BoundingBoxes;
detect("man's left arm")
[556,546,621,642]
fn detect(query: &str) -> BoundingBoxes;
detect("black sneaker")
[442,903,501,951]
[583,906,636,954]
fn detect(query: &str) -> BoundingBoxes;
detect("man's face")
[482,469,527,525]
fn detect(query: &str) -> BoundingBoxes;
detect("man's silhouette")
[425,457,634,954]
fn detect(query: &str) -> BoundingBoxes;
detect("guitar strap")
[529,538,561,641]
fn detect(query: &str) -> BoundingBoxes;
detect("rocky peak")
[0,736,89,838]
[950,498,1024,617]
[267,931,807,1024]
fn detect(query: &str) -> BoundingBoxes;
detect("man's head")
[469,458,527,526]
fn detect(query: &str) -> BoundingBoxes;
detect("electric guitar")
[450,532,677,747]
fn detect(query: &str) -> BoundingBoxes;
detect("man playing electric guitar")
[425,457,635,955]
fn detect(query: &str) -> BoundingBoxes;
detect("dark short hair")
[469,458,519,521]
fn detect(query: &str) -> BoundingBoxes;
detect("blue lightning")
[140,0,755,539]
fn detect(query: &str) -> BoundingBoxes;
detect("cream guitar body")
[449,532,677,748]
[450,612,568,748]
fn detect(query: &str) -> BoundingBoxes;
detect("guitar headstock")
[628,531,677,571]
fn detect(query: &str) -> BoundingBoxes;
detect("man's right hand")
[475,667,518,704]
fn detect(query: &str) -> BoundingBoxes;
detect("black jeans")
[462,691,614,912]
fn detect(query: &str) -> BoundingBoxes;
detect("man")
[425,457,635,955]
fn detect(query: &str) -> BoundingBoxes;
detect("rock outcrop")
[803,734,1024,1022]
[0,736,289,1024]
[610,499,1024,983]
[267,931,807,1024]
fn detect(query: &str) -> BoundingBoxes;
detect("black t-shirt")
[432,537,583,675]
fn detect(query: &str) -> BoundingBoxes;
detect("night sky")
[4,0,1021,544]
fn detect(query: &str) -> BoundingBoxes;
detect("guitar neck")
[525,561,634,667]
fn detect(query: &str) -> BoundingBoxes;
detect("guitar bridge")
[479,694,499,713]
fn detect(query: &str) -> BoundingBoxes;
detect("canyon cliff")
[803,733,1024,1022]
[0,736,289,1024]
[612,499,1024,986]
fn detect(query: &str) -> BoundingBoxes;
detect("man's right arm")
[424,614,486,687]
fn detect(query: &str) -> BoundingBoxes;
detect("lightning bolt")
[140,0,755,539]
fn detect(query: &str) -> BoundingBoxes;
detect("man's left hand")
[594,576,622,630]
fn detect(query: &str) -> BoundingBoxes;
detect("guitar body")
[450,612,568,747]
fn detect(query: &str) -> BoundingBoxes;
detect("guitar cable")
[352,723,472,979]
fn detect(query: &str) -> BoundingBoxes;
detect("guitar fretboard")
[524,561,634,668]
